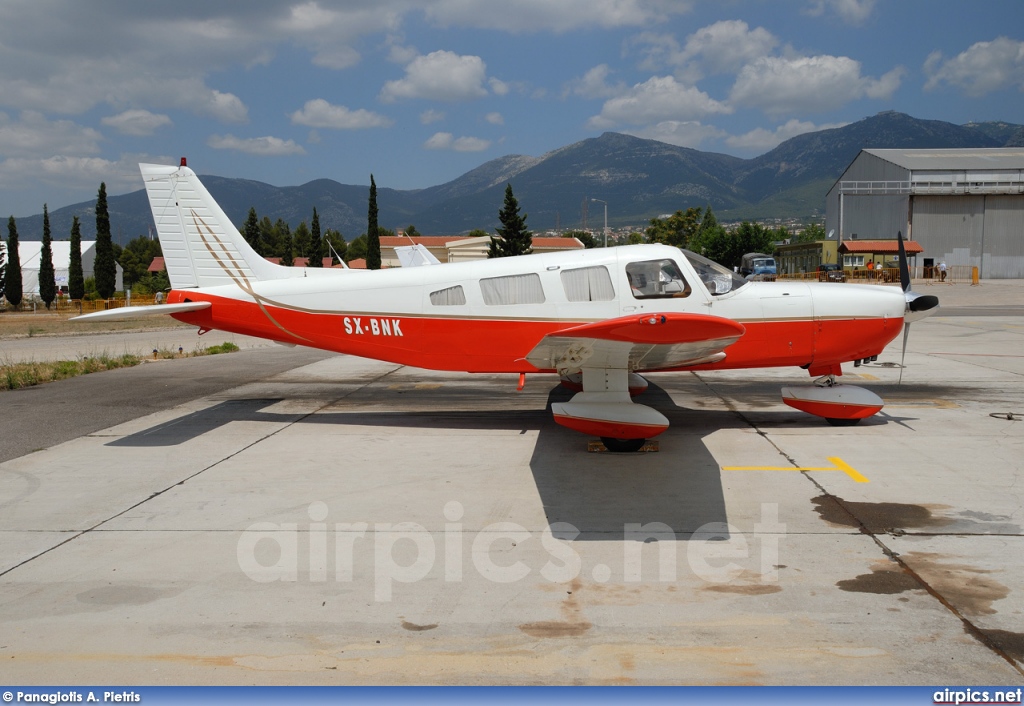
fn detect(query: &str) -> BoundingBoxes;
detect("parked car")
[817,264,845,282]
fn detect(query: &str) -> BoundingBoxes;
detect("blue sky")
[0,0,1022,222]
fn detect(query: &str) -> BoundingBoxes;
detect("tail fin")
[140,162,288,289]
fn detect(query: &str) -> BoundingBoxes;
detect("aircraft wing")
[525,312,745,373]
[70,301,212,322]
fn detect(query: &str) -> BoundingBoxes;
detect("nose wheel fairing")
[781,379,884,423]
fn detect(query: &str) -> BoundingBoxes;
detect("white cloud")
[0,151,163,196]
[804,0,878,25]
[488,78,510,96]
[424,132,491,152]
[726,119,850,151]
[625,121,727,148]
[678,21,779,75]
[101,109,172,136]
[0,111,102,159]
[424,0,690,33]
[588,75,732,129]
[565,64,626,99]
[730,56,904,115]
[485,112,504,125]
[630,22,777,79]
[207,134,306,156]
[924,37,1024,96]
[420,109,446,124]
[380,50,489,102]
[289,99,393,129]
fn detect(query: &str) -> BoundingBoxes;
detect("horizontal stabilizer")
[71,301,212,322]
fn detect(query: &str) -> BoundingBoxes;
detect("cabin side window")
[625,259,691,299]
[560,266,615,302]
[429,285,467,306]
[479,273,545,305]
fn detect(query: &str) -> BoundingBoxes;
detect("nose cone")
[906,292,940,322]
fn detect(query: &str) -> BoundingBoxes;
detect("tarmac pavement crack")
[0,363,406,580]
[697,373,1024,678]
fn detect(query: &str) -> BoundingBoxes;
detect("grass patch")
[1,353,144,391]
[0,342,240,392]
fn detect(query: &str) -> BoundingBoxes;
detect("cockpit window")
[626,259,691,299]
[682,250,748,296]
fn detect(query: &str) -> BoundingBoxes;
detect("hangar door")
[982,195,1024,278]
[911,195,984,273]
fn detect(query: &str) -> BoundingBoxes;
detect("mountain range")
[13,112,1024,243]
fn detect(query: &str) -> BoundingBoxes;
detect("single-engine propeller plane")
[74,161,940,451]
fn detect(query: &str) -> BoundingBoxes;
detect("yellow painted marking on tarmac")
[855,373,879,381]
[722,456,868,483]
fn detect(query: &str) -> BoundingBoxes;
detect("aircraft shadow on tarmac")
[105,381,923,541]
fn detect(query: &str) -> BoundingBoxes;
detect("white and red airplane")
[74,161,939,452]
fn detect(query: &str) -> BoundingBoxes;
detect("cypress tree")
[488,184,532,258]
[277,220,293,266]
[243,207,262,255]
[68,216,84,300]
[307,207,323,267]
[38,204,57,309]
[93,182,117,299]
[0,237,6,304]
[5,216,22,307]
[366,175,381,270]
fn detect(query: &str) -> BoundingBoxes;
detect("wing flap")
[526,312,744,373]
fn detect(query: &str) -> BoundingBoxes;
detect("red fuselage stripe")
[169,292,902,374]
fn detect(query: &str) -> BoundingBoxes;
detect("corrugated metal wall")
[912,195,984,271]
[842,194,909,240]
[911,195,1024,278]
[981,195,1024,278]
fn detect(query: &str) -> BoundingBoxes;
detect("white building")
[12,241,123,297]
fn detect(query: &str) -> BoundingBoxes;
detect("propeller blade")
[899,322,910,385]
[897,230,911,293]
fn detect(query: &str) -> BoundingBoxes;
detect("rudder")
[140,161,287,289]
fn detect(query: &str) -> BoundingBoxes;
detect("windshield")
[682,250,749,295]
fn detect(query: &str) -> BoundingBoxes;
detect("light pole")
[590,198,608,247]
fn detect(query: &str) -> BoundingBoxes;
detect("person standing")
[939,261,947,282]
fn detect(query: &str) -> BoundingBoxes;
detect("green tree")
[293,221,311,259]
[68,216,84,300]
[791,222,826,244]
[564,229,596,248]
[38,204,57,308]
[5,216,22,307]
[627,232,644,244]
[118,235,162,289]
[366,175,381,270]
[276,219,293,266]
[694,221,776,270]
[645,207,703,248]
[488,184,532,258]
[466,228,489,239]
[346,234,368,263]
[324,228,346,264]
[93,182,117,299]
[307,208,323,267]
[0,236,6,303]
[242,207,262,255]
[404,224,421,238]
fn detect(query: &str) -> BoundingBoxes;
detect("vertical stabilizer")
[140,162,287,289]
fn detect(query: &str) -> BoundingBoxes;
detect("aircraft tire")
[825,417,862,427]
[601,437,647,453]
